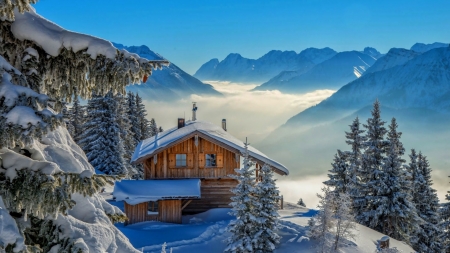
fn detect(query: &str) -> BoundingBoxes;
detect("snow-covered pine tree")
[135,93,151,140]
[345,117,366,219]
[79,92,128,176]
[127,91,141,145]
[409,152,443,252]
[332,192,356,251]
[297,198,306,207]
[67,96,85,143]
[369,118,418,243]
[0,4,167,251]
[226,139,258,253]
[149,118,159,137]
[252,164,281,253]
[355,100,388,227]
[440,186,450,252]
[324,149,349,195]
[308,187,335,253]
[115,93,138,178]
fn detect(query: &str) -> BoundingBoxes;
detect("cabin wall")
[124,200,183,225]
[144,136,240,179]
[183,179,238,214]
[159,200,182,223]
[124,202,159,225]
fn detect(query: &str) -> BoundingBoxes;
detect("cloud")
[143,81,335,142]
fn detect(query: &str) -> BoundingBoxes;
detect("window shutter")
[187,153,194,168]
[169,153,175,168]
[198,153,205,168]
[217,153,223,167]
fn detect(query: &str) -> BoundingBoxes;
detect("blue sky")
[34,0,449,75]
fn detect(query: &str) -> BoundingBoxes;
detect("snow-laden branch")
[1,8,169,102]
[0,0,37,20]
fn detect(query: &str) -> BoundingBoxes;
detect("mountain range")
[256,43,450,178]
[113,43,222,101]
[194,47,337,84]
[254,48,382,93]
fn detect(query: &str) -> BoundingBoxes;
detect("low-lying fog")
[143,81,450,208]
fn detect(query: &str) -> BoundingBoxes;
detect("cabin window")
[176,154,187,167]
[205,154,217,167]
[148,201,159,215]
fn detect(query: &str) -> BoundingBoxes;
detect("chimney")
[192,102,198,121]
[222,119,227,131]
[178,118,185,129]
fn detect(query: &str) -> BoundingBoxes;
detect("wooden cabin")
[113,119,289,225]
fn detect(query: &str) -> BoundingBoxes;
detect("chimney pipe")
[192,102,198,121]
[222,119,227,131]
[178,118,185,129]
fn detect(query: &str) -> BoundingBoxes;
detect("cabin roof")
[113,179,201,205]
[131,120,289,175]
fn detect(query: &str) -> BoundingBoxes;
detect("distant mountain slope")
[193,48,337,83]
[254,48,381,93]
[363,48,420,75]
[410,42,448,53]
[113,43,222,101]
[258,47,450,178]
[285,46,450,127]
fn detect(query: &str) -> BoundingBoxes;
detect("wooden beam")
[163,150,167,178]
[181,200,193,210]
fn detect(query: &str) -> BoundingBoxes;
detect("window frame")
[205,153,217,168]
[147,201,159,215]
[175,154,187,167]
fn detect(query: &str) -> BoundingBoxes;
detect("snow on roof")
[131,120,289,175]
[113,179,201,205]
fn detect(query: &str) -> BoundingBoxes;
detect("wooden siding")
[124,202,159,225]
[124,200,183,225]
[144,136,240,179]
[159,200,182,223]
[183,179,238,214]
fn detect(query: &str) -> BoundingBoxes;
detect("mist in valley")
[143,81,450,207]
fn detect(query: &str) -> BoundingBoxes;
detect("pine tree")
[308,187,335,253]
[127,91,141,144]
[149,118,159,137]
[369,118,418,242]
[324,149,349,195]
[115,93,138,178]
[0,5,167,251]
[79,92,128,176]
[253,164,281,253]
[135,93,151,140]
[332,192,357,251]
[345,117,366,221]
[440,186,450,252]
[67,96,85,143]
[297,198,306,207]
[226,140,258,253]
[409,152,443,252]
[356,100,388,227]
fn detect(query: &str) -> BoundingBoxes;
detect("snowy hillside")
[194,48,336,83]
[110,202,414,252]
[113,43,222,101]
[363,48,420,75]
[254,48,381,93]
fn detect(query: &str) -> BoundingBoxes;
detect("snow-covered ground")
[106,199,414,253]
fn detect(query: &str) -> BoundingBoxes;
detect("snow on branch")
[0,8,169,101]
[0,0,37,20]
